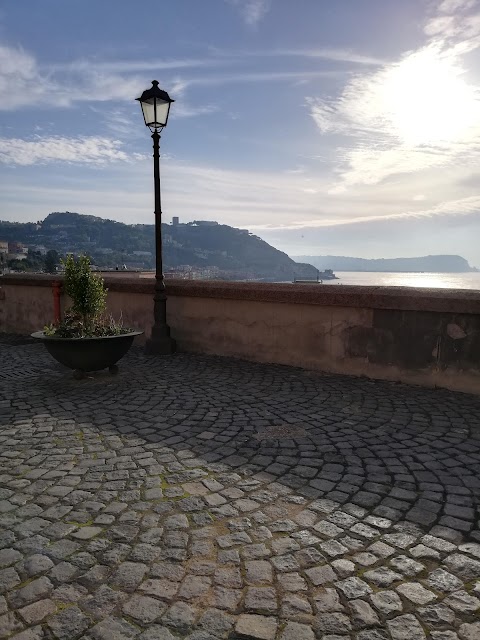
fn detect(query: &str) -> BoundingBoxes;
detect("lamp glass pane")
[155,100,170,126]
[140,99,156,127]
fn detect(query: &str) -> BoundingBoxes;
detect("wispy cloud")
[226,0,271,27]
[266,48,385,66]
[0,40,349,117]
[438,0,477,16]
[174,69,345,91]
[0,135,129,166]
[248,195,480,229]
[307,0,480,191]
[0,44,55,110]
[52,58,218,73]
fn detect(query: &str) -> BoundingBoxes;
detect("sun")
[381,45,480,145]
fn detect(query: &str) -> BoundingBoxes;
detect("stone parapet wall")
[1,274,479,394]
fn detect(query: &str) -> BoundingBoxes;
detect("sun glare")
[381,46,480,144]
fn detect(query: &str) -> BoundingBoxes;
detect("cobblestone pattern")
[0,341,480,639]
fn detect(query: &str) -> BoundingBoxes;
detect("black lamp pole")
[136,80,176,355]
[146,128,176,355]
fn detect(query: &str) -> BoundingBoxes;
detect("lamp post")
[136,80,176,355]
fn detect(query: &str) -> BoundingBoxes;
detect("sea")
[316,271,480,290]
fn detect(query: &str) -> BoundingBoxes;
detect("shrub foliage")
[44,255,130,338]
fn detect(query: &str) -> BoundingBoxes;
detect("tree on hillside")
[45,249,60,273]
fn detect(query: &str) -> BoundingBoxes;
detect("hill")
[0,212,316,281]
[294,254,476,273]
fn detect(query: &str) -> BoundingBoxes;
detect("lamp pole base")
[145,325,176,355]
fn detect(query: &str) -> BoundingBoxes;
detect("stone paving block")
[9,577,53,609]
[178,576,212,600]
[18,597,56,624]
[313,611,352,634]
[348,598,380,628]
[88,616,139,640]
[426,568,463,592]
[387,613,427,639]
[162,602,198,634]
[245,587,277,614]
[47,605,90,639]
[417,603,456,626]
[9,626,44,640]
[396,582,437,605]
[458,622,480,640]
[279,621,315,640]
[278,572,307,592]
[356,630,389,640]
[245,560,273,584]
[305,564,337,586]
[235,613,277,640]
[444,590,480,613]
[122,594,166,624]
[281,592,313,617]
[0,612,24,638]
[138,626,176,640]
[335,577,372,599]
[444,554,480,581]
[370,589,403,615]
[81,584,126,619]
[0,549,22,568]
[331,558,354,577]
[0,567,21,594]
[111,562,148,592]
[430,632,460,640]
[210,586,242,612]
[198,607,234,636]
[390,555,425,577]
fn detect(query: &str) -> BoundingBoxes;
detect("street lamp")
[136,80,176,355]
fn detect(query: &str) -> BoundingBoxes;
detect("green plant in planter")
[44,255,130,338]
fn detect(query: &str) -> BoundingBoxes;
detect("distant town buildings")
[171,217,219,227]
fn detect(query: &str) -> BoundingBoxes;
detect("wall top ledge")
[2,274,480,314]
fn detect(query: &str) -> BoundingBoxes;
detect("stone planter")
[31,331,143,376]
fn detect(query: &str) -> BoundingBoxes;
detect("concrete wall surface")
[1,274,479,394]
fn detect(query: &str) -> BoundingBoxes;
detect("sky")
[1,0,480,265]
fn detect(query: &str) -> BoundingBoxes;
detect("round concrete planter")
[31,331,143,374]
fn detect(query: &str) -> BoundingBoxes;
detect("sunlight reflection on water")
[327,272,480,290]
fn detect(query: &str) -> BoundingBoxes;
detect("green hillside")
[0,212,316,281]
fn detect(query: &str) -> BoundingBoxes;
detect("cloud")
[0,44,55,110]
[269,48,385,66]
[53,58,218,73]
[226,0,271,27]
[0,135,129,166]
[175,68,344,91]
[438,0,476,13]
[248,195,480,230]
[0,39,349,118]
[173,103,219,118]
[307,2,480,192]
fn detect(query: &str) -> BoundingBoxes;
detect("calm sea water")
[321,271,480,290]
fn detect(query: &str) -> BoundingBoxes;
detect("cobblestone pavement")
[1,340,480,640]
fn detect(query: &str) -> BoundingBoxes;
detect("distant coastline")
[293,254,477,274]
